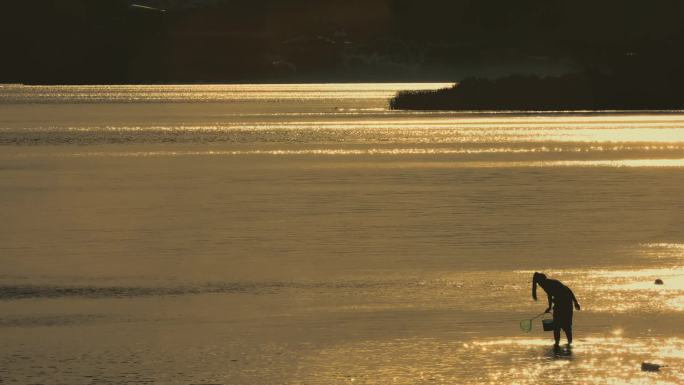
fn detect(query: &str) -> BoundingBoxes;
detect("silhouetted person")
[532,272,580,348]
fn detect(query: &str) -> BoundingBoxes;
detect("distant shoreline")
[1,81,452,87]
[390,71,684,111]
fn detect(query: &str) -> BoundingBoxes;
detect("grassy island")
[390,71,684,111]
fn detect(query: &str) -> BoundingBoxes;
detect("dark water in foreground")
[1,84,684,384]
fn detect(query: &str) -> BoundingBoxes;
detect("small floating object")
[641,362,664,372]
[655,279,664,285]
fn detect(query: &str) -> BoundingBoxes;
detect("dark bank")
[390,69,684,111]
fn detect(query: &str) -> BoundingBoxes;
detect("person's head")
[532,272,547,301]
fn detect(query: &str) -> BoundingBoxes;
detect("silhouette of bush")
[390,71,684,110]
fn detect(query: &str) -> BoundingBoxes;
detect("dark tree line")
[2,0,684,83]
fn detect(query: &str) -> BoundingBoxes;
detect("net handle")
[529,311,547,321]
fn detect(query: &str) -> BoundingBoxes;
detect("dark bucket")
[542,319,555,331]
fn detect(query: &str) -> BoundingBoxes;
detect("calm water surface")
[1,84,684,384]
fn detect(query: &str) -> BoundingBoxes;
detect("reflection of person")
[532,272,581,348]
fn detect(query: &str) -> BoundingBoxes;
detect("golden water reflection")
[13,148,684,170]
[567,268,684,313]
[0,83,454,103]
[516,243,684,313]
[300,336,684,384]
[37,122,684,144]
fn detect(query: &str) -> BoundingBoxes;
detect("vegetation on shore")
[390,71,684,111]
[4,1,684,84]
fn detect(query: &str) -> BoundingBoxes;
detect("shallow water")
[1,84,684,384]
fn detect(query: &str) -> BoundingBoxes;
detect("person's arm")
[570,289,581,310]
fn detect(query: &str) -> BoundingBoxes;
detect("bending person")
[532,272,580,347]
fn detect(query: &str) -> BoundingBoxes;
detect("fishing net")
[520,312,547,333]
[520,319,532,333]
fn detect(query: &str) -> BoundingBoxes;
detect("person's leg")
[564,324,573,344]
[553,325,561,346]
